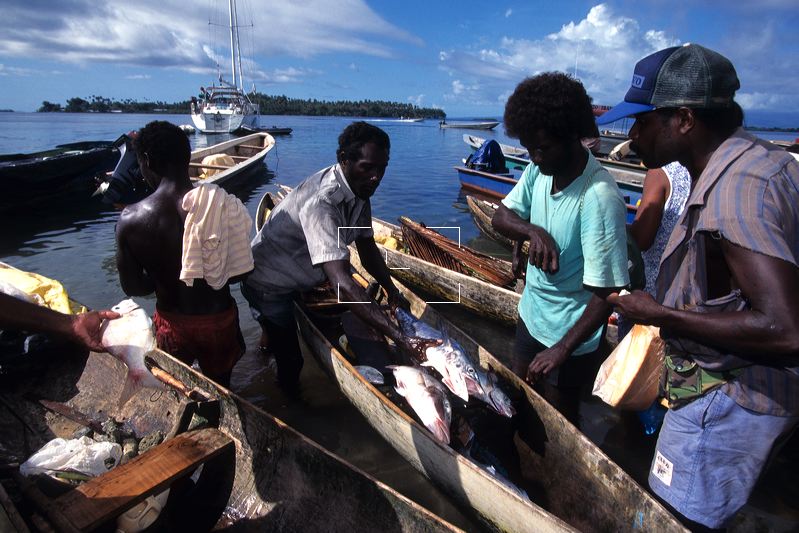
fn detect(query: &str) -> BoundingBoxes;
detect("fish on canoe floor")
[334,306,528,497]
[390,365,452,444]
[395,307,514,417]
[99,299,164,405]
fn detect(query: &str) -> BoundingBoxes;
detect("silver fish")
[355,365,385,385]
[394,307,482,402]
[467,369,516,418]
[100,299,164,404]
[390,366,452,444]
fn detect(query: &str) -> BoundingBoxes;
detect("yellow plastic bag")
[0,264,82,314]
[592,324,666,410]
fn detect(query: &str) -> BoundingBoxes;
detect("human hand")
[528,227,559,274]
[387,289,411,312]
[527,345,570,384]
[397,336,443,364]
[607,290,664,325]
[71,310,121,352]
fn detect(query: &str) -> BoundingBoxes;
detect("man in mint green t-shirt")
[492,73,629,424]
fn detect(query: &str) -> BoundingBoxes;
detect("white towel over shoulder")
[180,183,254,289]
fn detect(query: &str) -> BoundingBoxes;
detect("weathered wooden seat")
[188,161,232,170]
[54,428,233,531]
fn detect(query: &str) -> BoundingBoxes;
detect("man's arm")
[0,293,119,352]
[609,239,799,358]
[491,203,559,273]
[354,237,409,309]
[115,211,155,296]
[527,286,621,381]
[322,260,403,338]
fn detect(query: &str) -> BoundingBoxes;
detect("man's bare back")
[115,122,233,315]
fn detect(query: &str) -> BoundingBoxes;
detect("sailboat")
[191,0,260,134]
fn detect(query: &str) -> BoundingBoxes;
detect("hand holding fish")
[70,310,121,352]
[607,290,665,325]
[527,345,570,384]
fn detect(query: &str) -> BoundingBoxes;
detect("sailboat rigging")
[191,0,259,134]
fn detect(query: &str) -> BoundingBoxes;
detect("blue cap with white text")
[596,44,740,125]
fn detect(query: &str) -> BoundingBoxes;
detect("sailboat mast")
[233,0,244,91]
[228,0,237,88]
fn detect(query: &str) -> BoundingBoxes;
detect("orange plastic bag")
[592,324,666,410]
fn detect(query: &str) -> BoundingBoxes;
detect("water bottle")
[637,402,666,436]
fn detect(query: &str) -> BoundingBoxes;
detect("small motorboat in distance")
[439,120,499,130]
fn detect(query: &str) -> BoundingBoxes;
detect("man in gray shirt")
[242,122,416,395]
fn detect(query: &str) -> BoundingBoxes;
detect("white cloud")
[124,74,151,80]
[452,80,465,95]
[439,3,680,105]
[408,94,425,106]
[0,63,35,76]
[736,92,791,110]
[505,8,512,18]
[0,0,422,70]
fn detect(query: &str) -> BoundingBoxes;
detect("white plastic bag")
[20,436,122,477]
[593,324,666,410]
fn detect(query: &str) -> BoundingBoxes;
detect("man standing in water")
[491,73,630,424]
[115,121,251,387]
[242,121,417,396]
[601,44,799,530]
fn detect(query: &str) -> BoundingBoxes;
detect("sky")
[1,0,798,124]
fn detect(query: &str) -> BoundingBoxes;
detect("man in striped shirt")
[600,44,799,530]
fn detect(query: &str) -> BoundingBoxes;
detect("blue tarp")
[466,139,508,174]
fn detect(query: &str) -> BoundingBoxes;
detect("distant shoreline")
[34,94,446,119]
[745,126,799,133]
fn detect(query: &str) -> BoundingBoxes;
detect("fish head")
[111,298,141,315]
[444,341,484,398]
[488,388,516,418]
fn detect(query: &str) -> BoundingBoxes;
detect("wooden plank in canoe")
[55,428,233,531]
[188,162,233,170]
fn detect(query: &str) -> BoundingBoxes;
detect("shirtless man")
[115,121,248,386]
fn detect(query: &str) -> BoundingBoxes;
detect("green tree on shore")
[37,93,446,119]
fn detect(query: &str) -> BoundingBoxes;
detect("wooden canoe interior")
[333,258,687,533]
[188,137,269,181]
[0,347,463,532]
[399,217,517,289]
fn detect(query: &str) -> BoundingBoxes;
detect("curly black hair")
[133,121,190,175]
[503,72,596,142]
[337,121,390,162]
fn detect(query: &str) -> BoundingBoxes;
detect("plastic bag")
[20,436,122,477]
[592,324,666,410]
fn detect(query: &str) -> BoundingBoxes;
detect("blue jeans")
[649,388,798,528]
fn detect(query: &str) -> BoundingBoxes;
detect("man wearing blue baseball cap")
[604,44,799,530]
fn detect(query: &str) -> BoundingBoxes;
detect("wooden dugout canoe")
[466,195,520,253]
[294,262,686,533]
[0,269,463,532]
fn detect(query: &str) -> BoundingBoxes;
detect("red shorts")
[153,304,245,381]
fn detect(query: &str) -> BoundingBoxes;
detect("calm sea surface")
[1,112,796,530]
